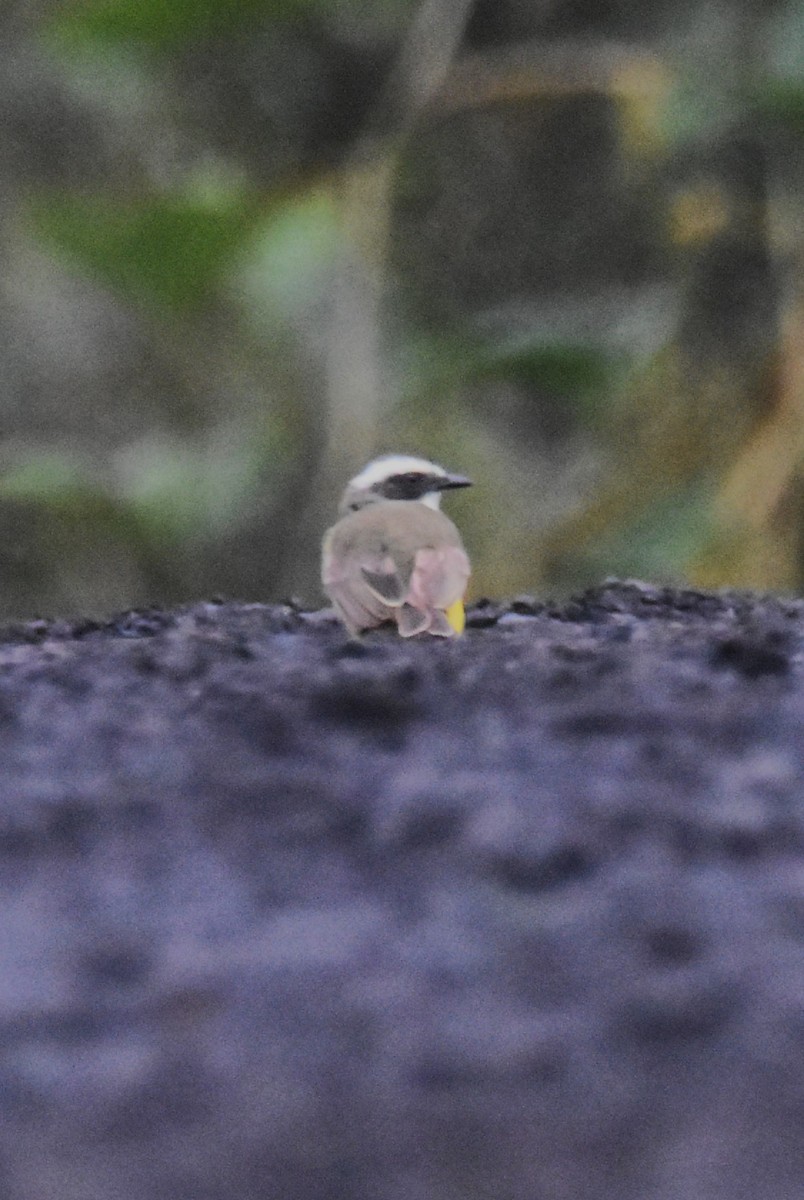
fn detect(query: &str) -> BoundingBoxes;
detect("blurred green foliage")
[49,0,324,52]
[33,194,262,315]
[578,485,718,583]
[399,334,621,425]
[236,190,341,326]
[753,81,804,136]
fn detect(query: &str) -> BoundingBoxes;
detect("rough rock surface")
[1,580,803,1200]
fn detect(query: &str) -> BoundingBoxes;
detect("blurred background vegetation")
[1,0,804,616]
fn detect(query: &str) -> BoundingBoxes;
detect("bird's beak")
[437,473,472,491]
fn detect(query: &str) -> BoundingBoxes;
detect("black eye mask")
[374,473,433,501]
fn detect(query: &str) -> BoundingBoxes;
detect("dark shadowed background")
[2,0,804,618]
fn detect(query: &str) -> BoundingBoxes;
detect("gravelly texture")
[1,579,803,1200]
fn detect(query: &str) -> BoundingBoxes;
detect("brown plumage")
[321,455,471,638]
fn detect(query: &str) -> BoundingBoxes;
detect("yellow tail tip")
[445,599,465,635]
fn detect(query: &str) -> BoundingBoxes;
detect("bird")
[321,454,472,637]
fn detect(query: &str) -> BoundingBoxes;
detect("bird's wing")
[407,546,471,611]
[322,547,402,634]
[360,561,407,605]
[322,522,470,637]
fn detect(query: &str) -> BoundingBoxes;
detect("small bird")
[322,454,472,637]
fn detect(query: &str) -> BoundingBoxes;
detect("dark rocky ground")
[0,579,803,1200]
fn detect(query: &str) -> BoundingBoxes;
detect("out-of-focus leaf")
[752,81,804,136]
[115,432,266,541]
[668,184,730,247]
[234,188,340,324]
[0,454,88,504]
[400,333,620,419]
[48,0,323,53]
[0,431,267,551]
[30,194,261,315]
[574,483,716,582]
[477,342,617,397]
[610,55,673,157]
[0,454,139,542]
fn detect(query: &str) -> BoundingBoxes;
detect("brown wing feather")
[327,583,388,634]
[360,563,406,606]
[322,544,398,634]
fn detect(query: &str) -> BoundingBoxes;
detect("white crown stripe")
[347,455,448,492]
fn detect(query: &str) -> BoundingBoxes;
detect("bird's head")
[338,454,472,516]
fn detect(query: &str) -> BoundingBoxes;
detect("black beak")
[437,473,472,491]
